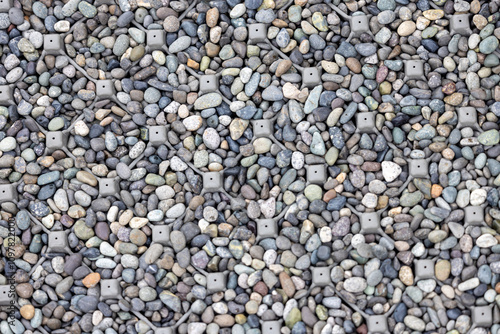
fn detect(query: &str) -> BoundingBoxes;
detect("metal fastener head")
[356,112,376,134]
[202,172,223,193]
[147,30,166,50]
[302,67,322,87]
[248,24,267,43]
[148,126,167,146]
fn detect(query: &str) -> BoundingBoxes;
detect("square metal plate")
[359,212,380,234]
[47,231,70,253]
[0,85,12,106]
[311,267,332,287]
[415,259,434,280]
[450,14,471,36]
[248,23,267,43]
[302,67,322,87]
[149,126,167,146]
[307,164,327,184]
[457,107,477,128]
[464,206,484,225]
[44,34,63,55]
[46,131,68,153]
[0,0,13,12]
[152,225,170,245]
[96,80,115,99]
[0,285,12,306]
[256,219,278,239]
[405,60,424,80]
[206,273,226,294]
[147,30,166,50]
[252,119,273,138]
[408,159,428,178]
[99,178,120,197]
[471,306,492,327]
[199,75,218,95]
[202,172,223,192]
[101,279,121,300]
[0,184,16,203]
[356,112,376,133]
[366,315,388,334]
[351,15,370,35]
[261,321,281,334]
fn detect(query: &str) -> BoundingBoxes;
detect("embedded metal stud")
[206,273,226,294]
[148,126,167,146]
[147,30,166,50]
[100,279,121,300]
[457,107,478,128]
[99,178,120,197]
[202,172,223,192]
[471,306,492,327]
[408,159,428,178]
[46,131,69,153]
[152,225,170,246]
[356,112,376,134]
[404,60,424,80]
[350,15,370,36]
[251,119,273,138]
[311,267,332,287]
[449,14,471,36]
[302,67,322,87]
[0,184,17,203]
[0,0,13,13]
[0,285,12,306]
[47,231,70,253]
[307,164,327,184]
[44,34,64,55]
[96,80,115,99]
[199,75,218,95]
[0,85,12,106]
[248,23,267,43]
[414,259,435,280]
[366,315,388,334]
[261,321,282,334]
[256,219,278,240]
[359,212,380,234]
[464,206,484,226]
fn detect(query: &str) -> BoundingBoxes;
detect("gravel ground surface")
[1,0,500,333]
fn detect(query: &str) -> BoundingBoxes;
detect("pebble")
[2,1,498,333]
